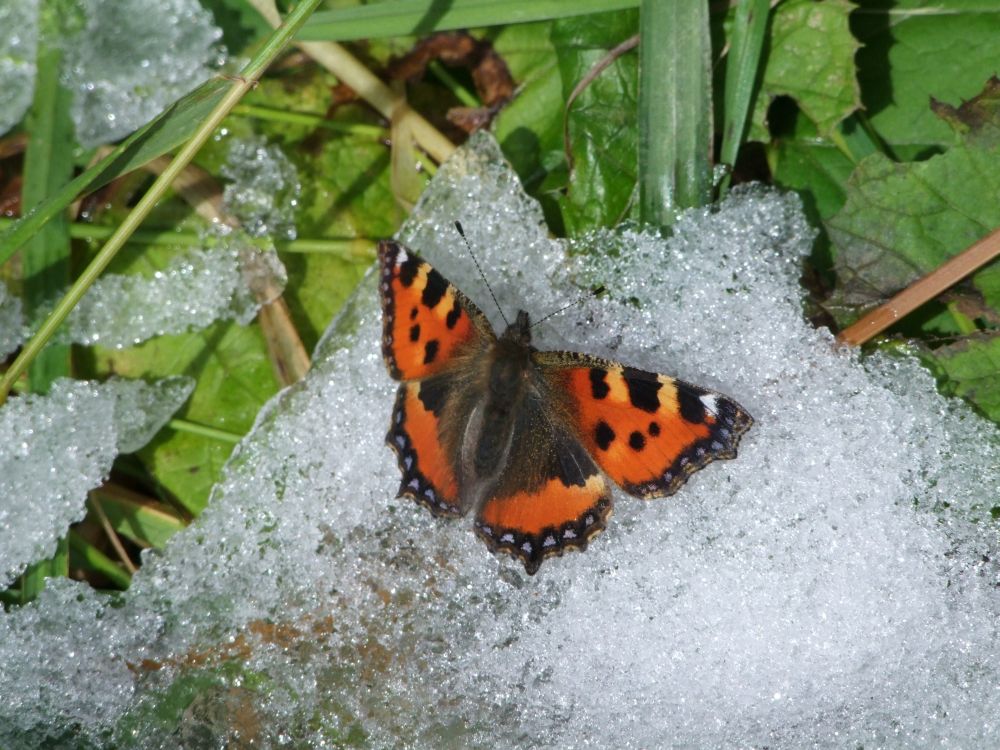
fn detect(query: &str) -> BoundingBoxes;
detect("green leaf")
[855,0,1000,149]
[923,334,1000,421]
[77,236,285,514]
[555,9,639,233]
[299,0,640,42]
[826,144,1000,326]
[929,75,1000,148]
[87,320,280,515]
[768,115,855,222]
[749,0,859,141]
[0,78,229,268]
[68,530,131,588]
[289,123,397,347]
[493,21,566,229]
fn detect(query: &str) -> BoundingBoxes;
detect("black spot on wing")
[595,421,615,451]
[416,375,449,415]
[648,421,661,436]
[409,324,421,342]
[629,431,646,451]
[589,368,610,399]
[424,339,439,364]
[399,255,420,287]
[445,303,461,329]
[622,367,661,413]
[421,267,447,308]
[409,306,419,320]
[678,387,707,423]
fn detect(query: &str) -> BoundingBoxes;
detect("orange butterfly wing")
[386,377,464,516]
[379,240,495,517]
[536,351,753,498]
[378,239,492,381]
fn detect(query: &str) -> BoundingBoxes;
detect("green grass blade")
[0,0,326,404]
[21,40,75,393]
[0,78,229,269]
[638,0,713,228]
[10,537,69,604]
[718,0,770,198]
[300,0,640,41]
[68,530,132,589]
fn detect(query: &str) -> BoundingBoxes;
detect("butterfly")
[378,236,753,575]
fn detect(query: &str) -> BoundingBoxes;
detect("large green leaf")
[768,115,855,223]
[749,0,859,141]
[854,0,1000,149]
[273,104,396,346]
[826,143,1000,327]
[91,489,186,548]
[88,320,279,515]
[922,334,1000,422]
[930,75,1000,148]
[74,236,279,515]
[493,21,566,228]
[553,9,639,233]
[81,68,390,513]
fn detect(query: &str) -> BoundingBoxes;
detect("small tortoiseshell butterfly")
[379,236,753,574]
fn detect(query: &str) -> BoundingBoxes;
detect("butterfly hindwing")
[535,351,753,498]
[474,395,613,574]
[378,239,494,381]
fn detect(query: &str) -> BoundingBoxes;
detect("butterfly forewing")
[379,240,495,517]
[534,351,753,498]
[378,239,494,381]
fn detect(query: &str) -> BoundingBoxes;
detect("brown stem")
[836,225,1000,346]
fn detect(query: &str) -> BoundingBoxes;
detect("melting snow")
[63,0,222,147]
[0,376,193,588]
[65,239,286,348]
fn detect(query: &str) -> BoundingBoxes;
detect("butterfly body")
[378,239,752,574]
[470,311,534,480]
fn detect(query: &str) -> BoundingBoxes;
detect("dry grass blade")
[88,495,138,575]
[837,225,1000,346]
[248,0,456,164]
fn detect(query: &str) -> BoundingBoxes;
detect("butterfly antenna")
[531,285,606,329]
[454,221,508,326]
